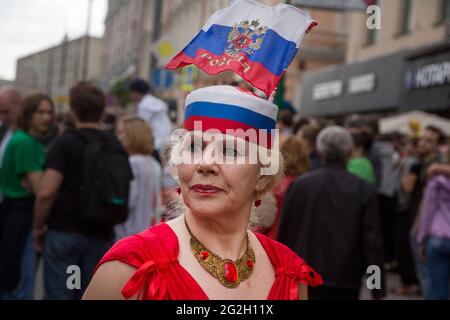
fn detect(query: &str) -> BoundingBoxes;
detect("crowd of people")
[0,78,449,300]
[271,110,450,300]
[0,80,174,300]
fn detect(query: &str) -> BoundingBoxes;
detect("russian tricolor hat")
[183,85,278,149]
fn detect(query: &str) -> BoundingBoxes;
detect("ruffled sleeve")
[94,224,185,300]
[255,233,323,300]
[121,257,179,300]
[274,258,323,300]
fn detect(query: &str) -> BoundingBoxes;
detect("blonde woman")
[114,116,162,240]
[84,86,322,300]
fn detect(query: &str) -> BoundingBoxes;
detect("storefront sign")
[291,0,370,11]
[348,73,376,95]
[302,51,403,116]
[313,80,343,101]
[405,61,450,90]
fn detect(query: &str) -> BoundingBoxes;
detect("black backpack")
[72,130,133,226]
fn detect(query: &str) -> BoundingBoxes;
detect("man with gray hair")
[278,126,385,300]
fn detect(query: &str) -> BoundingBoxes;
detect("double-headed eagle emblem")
[225,19,268,57]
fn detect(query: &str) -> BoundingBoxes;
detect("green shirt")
[347,156,376,185]
[0,130,45,199]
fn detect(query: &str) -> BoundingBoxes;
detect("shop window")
[442,0,450,22]
[399,0,414,35]
[365,0,379,45]
[366,28,379,45]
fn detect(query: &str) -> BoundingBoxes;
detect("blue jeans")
[0,198,37,300]
[13,232,38,299]
[424,236,450,300]
[0,232,37,300]
[410,232,429,297]
[43,230,113,300]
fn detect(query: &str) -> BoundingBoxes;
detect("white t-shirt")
[137,94,173,151]
[0,128,12,202]
[114,155,162,240]
[0,128,12,168]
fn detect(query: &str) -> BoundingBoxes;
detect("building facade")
[300,0,450,117]
[102,0,154,85]
[15,36,103,112]
[346,0,450,63]
[155,0,350,123]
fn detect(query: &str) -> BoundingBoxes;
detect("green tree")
[109,77,131,108]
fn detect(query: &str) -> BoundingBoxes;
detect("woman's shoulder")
[254,232,323,287]
[349,157,371,169]
[89,223,182,300]
[129,155,161,174]
[96,223,178,271]
[9,130,34,145]
[255,232,304,265]
[428,175,450,192]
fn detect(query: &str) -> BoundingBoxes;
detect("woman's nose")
[197,145,220,174]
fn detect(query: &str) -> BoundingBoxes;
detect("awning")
[379,110,450,136]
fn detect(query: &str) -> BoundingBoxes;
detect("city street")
[1,0,449,302]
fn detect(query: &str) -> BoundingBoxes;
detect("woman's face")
[116,121,130,152]
[177,132,269,219]
[30,99,53,135]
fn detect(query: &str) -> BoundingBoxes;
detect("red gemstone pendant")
[199,251,209,260]
[247,260,254,268]
[224,262,238,283]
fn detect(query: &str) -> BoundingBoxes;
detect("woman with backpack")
[114,116,162,240]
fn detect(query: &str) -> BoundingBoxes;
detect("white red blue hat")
[183,86,278,148]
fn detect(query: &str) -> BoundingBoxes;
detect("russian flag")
[165,0,316,97]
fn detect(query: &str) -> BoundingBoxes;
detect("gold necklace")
[184,216,255,289]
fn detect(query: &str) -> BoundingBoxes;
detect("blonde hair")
[120,116,154,155]
[281,137,310,176]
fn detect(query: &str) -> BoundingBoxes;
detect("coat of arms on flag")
[165,0,317,97]
[225,19,267,58]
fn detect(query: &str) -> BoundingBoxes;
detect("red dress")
[95,223,322,300]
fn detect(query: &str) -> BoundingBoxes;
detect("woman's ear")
[255,174,272,196]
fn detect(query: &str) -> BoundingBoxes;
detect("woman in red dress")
[83,86,322,300]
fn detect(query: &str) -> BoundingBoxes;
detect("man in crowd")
[295,124,321,170]
[345,115,398,269]
[278,126,385,300]
[129,78,172,153]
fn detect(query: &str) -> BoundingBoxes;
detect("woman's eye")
[190,142,203,153]
[223,147,239,157]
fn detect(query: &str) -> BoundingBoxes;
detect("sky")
[0,0,107,81]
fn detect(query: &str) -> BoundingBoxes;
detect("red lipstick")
[191,184,222,194]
